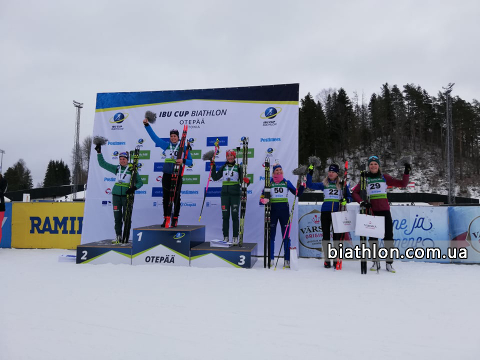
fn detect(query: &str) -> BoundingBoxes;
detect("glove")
[126,187,136,195]
[308,164,314,176]
[95,144,101,154]
[404,163,411,175]
[260,198,269,205]
[243,177,250,184]
[341,198,347,206]
[360,201,371,210]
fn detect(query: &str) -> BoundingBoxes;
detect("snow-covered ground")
[1,249,479,360]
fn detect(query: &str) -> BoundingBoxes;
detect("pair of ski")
[359,165,368,274]
[332,161,349,270]
[121,146,141,244]
[237,137,249,246]
[165,125,189,229]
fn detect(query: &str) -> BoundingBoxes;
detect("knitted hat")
[170,129,179,137]
[119,151,129,159]
[226,149,236,158]
[368,155,380,166]
[272,163,282,172]
[328,164,339,173]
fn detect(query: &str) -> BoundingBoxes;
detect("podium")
[132,225,205,266]
[77,225,257,269]
[76,240,132,265]
[190,242,257,268]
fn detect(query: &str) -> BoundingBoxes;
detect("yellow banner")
[12,203,85,249]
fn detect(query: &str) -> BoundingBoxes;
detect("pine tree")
[4,159,33,192]
[43,160,71,187]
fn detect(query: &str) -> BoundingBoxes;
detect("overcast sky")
[1,0,479,186]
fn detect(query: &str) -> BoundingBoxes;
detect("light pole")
[73,101,83,200]
[443,83,455,204]
[0,149,4,173]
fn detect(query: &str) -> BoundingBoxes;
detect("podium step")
[76,240,132,264]
[132,224,205,266]
[190,242,258,268]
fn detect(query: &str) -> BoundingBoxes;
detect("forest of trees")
[299,83,480,185]
[43,160,71,187]
[3,135,92,192]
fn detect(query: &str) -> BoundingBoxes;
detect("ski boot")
[324,260,331,268]
[112,234,121,244]
[232,237,239,246]
[161,217,167,228]
[224,236,229,243]
[370,261,380,271]
[284,260,290,269]
[386,263,396,273]
[172,217,178,228]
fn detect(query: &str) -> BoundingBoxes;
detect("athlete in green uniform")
[211,149,249,244]
[95,144,143,243]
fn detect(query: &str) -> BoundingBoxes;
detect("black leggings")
[162,173,183,218]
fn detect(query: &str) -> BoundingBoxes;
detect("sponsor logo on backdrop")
[205,187,222,197]
[237,148,255,158]
[112,150,119,159]
[156,176,162,181]
[137,163,143,169]
[154,163,164,172]
[105,188,112,195]
[109,112,128,124]
[190,149,202,159]
[109,112,128,130]
[104,177,115,182]
[138,150,150,159]
[152,187,163,197]
[181,202,197,207]
[183,175,200,185]
[247,190,252,195]
[30,216,83,234]
[260,107,281,126]
[188,138,195,144]
[135,190,147,195]
[265,148,275,157]
[206,200,219,208]
[182,190,199,195]
[139,175,149,184]
[108,141,126,146]
[207,137,228,147]
[101,200,112,207]
[260,137,281,142]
